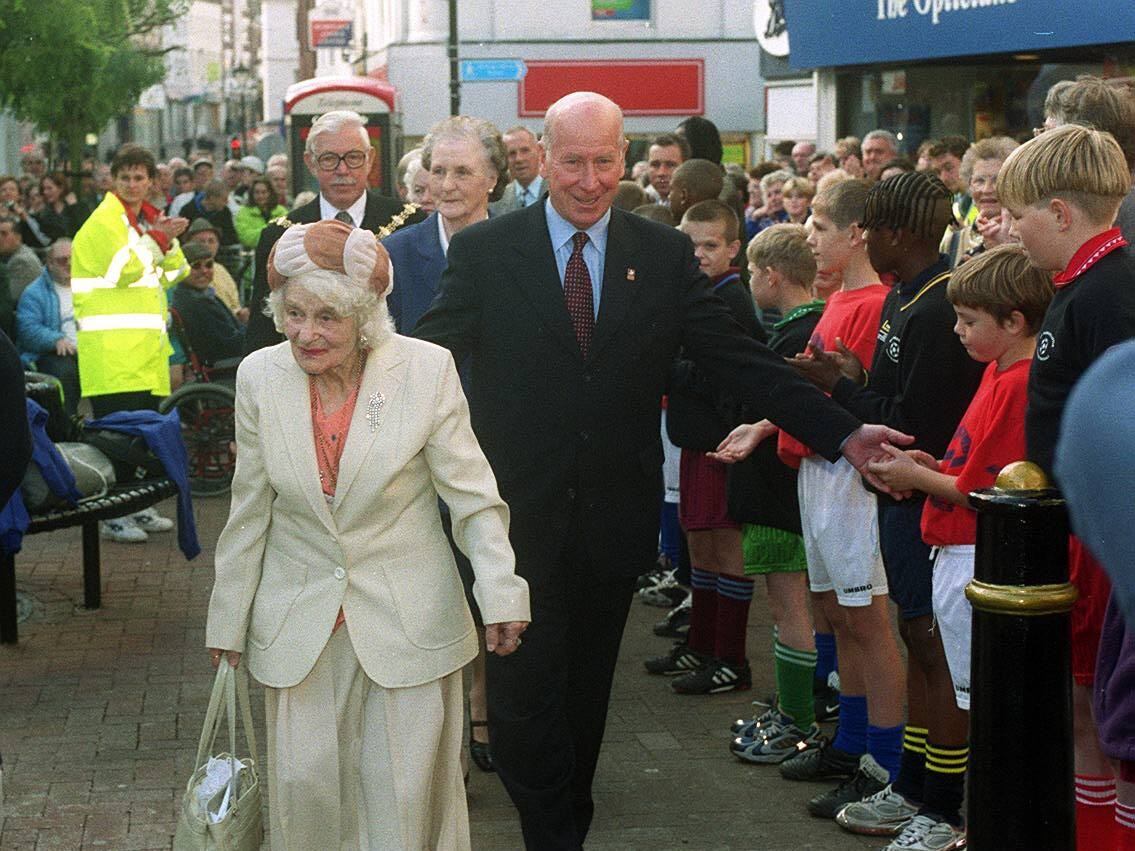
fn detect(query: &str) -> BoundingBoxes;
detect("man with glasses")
[15,238,80,414]
[172,242,245,365]
[243,110,413,352]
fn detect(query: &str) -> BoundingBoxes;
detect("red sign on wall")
[518,59,704,117]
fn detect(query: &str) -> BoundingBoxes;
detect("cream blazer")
[205,334,530,689]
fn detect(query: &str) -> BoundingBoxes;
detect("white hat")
[269,220,393,297]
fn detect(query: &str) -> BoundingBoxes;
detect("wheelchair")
[159,308,239,497]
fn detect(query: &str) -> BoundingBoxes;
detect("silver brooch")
[366,391,385,432]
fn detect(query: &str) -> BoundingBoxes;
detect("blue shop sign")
[782,0,1135,69]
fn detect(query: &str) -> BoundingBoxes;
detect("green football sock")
[774,640,817,727]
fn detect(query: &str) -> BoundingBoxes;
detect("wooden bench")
[0,478,178,644]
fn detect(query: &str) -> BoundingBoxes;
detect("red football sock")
[686,567,717,655]
[1076,774,1117,851]
[713,574,754,665]
[1117,802,1135,851]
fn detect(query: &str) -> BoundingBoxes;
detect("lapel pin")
[626,268,636,281]
[366,391,385,433]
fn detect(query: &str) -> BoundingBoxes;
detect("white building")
[362,0,781,157]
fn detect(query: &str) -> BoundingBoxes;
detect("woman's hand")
[485,622,528,656]
[707,420,776,464]
[208,648,242,669]
[976,208,1013,248]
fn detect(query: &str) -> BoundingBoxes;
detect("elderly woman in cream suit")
[205,220,529,851]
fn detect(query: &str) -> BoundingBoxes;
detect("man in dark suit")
[244,110,413,353]
[414,91,911,850]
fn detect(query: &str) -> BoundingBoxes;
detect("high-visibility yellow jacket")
[71,193,188,398]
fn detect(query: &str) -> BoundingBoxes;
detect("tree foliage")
[0,0,187,171]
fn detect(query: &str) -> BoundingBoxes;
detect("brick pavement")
[1,494,883,850]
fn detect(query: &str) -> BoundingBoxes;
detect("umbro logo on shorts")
[843,584,874,594]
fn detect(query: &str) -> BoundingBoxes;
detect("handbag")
[55,442,116,502]
[174,662,263,851]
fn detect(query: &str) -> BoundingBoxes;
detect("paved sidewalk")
[1,495,882,850]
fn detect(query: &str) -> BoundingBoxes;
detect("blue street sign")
[459,59,528,83]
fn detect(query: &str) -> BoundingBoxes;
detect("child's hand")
[707,420,776,463]
[907,449,939,471]
[788,337,862,392]
[829,338,865,384]
[865,443,924,493]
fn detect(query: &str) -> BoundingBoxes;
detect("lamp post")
[231,64,251,150]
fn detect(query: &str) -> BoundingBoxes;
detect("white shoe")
[100,518,148,543]
[131,507,174,533]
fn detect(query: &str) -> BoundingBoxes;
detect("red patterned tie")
[564,231,594,358]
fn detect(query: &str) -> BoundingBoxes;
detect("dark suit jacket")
[414,202,861,586]
[244,190,410,353]
[382,212,447,334]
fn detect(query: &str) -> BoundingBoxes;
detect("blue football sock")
[814,631,838,684]
[832,695,867,755]
[868,722,906,782]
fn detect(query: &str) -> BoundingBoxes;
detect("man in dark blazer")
[414,92,910,850]
[244,110,414,353]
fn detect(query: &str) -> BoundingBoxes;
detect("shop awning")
[782,0,1135,69]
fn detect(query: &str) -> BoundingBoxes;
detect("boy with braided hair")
[791,171,984,846]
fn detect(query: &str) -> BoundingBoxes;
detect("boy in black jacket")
[793,172,984,845]
[645,200,765,695]
[998,122,1135,851]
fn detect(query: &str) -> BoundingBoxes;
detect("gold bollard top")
[994,461,1050,492]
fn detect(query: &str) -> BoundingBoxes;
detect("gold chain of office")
[270,201,420,240]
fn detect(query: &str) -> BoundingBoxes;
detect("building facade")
[781,0,1135,151]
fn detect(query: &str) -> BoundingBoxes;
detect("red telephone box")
[283,76,403,198]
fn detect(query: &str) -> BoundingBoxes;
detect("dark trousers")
[486,533,636,851]
[35,353,80,417]
[89,391,159,419]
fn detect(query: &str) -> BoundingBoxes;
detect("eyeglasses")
[314,150,368,171]
[191,260,214,270]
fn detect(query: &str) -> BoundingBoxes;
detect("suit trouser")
[263,628,470,851]
[487,535,636,851]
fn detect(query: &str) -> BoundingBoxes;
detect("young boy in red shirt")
[860,244,1053,849]
[998,123,1135,851]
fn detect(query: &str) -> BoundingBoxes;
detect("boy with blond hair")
[859,244,1053,849]
[720,224,827,758]
[997,122,1135,851]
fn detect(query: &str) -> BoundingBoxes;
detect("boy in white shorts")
[862,244,1052,846]
[714,181,908,814]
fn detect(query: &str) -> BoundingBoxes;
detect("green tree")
[0,0,187,174]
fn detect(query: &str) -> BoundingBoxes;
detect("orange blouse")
[311,377,362,633]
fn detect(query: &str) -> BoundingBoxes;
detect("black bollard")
[966,462,1077,850]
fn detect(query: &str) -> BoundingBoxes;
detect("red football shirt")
[921,358,1031,546]
[777,284,889,468]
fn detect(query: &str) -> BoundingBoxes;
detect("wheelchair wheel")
[159,382,237,497]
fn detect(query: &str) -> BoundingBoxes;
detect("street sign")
[310,18,352,48]
[459,59,528,83]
